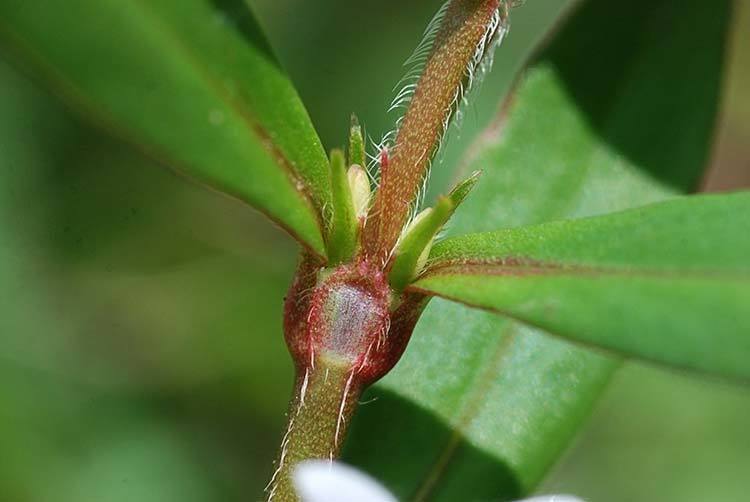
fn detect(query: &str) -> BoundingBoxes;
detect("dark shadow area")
[535,0,730,192]
[344,387,521,502]
[210,0,278,63]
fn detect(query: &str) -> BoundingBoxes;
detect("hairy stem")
[266,360,363,501]
[362,0,503,265]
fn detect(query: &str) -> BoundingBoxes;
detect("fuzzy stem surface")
[266,360,363,502]
[362,0,502,265]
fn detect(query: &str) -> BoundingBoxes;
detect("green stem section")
[266,360,363,501]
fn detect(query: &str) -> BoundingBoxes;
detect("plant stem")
[362,0,503,265]
[266,359,363,502]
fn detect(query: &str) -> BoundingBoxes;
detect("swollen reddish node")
[283,258,425,386]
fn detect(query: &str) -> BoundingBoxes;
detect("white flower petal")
[293,460,397,502]
[515,496,585,502]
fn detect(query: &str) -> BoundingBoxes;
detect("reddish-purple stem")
[362,0,502,266]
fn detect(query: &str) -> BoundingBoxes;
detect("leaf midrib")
[418,259,750,282]
[0,0,327,257]
[128,0,310,192]
[404,10,697,494]
[410,324,520,502]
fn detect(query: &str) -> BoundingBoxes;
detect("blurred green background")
[0,1,748,501]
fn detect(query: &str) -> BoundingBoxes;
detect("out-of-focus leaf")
[541,362,750,502]
[345,0,730,499]
[413,193,750,380]
[0,0,331,257]
[0,60,293,498]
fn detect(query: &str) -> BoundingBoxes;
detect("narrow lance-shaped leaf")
[348,115,367,170]
[389,198,454,292]
[328,149,358,264]
[345,0,731,499]
[413,193,750,381]
[389,171,480,291]
[447,169,482,206]
[0,0,332,258]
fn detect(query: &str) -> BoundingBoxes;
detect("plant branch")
[362,0,507,266]
[266,360,363,502]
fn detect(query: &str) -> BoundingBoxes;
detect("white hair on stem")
[370,1,516,252]
[390,1,451,111]
[265,412,296,500]
[365,0,451,194]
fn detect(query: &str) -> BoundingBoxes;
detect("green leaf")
[389,172,480,291]
[345,0,731,498]
[348,115,366,169]
[327,149,358,264]
[0,0,331,258]
[389,197,455,291]
[447,170,482,207]
[0,59,295,498]
[413,193,750,381]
